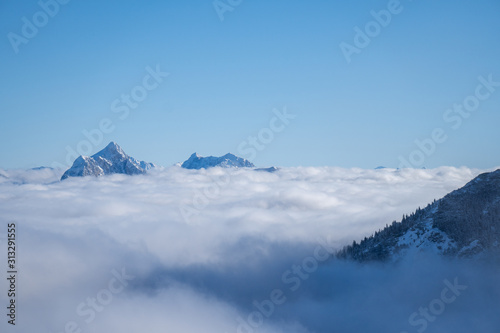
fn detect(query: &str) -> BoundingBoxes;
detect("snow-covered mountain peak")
[93,141,126,160]
[181,152,255,169]
[61,142,155,180]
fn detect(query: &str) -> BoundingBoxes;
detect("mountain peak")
[61,142,155,180]
[93,141,126,160]
[181,152,254,170]
[222,153,238,159]
[105,141,121,151]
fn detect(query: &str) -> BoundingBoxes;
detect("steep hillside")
[338,169,500,261]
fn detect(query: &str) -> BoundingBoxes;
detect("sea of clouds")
[0,166,499,333]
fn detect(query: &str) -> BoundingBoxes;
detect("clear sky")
[1,0,499,169]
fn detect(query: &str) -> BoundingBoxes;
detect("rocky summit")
[181,152,255,169]
[61,142,155,180]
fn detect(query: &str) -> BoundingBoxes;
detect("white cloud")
[0,166,498,332]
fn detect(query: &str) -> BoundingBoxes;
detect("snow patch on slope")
[392,217,457,261]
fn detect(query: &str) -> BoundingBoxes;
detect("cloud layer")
[0,166,498,332]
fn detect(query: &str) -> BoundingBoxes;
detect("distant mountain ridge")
[61,142,155,180]
[60,142,273,180]
[338,169,500,261]
[181,152,255,169]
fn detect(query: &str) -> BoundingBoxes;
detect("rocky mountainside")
[61,142,155,180]
[181,153,255,169]
[338,169,500,261]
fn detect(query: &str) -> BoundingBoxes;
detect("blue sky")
[1,0,499,169]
